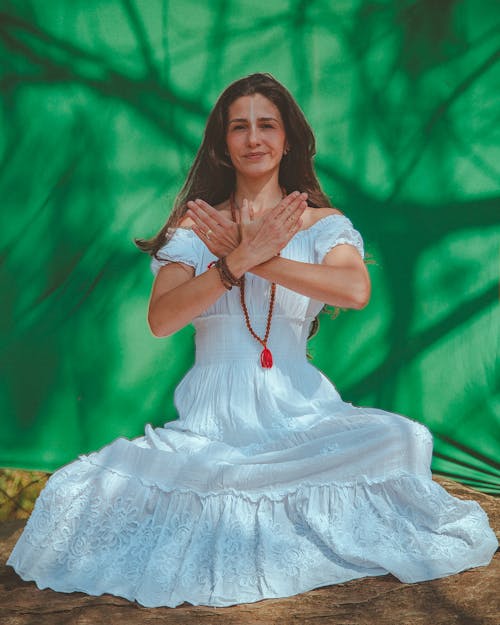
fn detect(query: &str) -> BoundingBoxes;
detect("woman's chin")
[235,163,281,180]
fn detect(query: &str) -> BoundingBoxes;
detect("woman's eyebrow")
[228,116,279,124]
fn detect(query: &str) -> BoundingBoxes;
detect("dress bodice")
[193,315,313,365]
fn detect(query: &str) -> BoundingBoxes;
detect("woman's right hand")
[238,191,307,266]
[186,199,240,257]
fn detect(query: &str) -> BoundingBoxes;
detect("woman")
[8,73,497,608]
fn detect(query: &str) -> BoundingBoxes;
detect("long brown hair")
[135,73,331,257]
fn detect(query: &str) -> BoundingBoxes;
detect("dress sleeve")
[150,228,199,276]
[314,214,365,262]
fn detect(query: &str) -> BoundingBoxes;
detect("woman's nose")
[247,125,260,146]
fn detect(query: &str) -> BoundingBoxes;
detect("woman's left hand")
[187,199,240,257]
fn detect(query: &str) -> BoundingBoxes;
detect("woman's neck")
[233,175,284,216]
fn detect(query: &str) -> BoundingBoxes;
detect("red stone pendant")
[260,347,273,368]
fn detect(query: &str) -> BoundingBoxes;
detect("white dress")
[8,215,498,608]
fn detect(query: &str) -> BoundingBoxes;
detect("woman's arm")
[188,199,370,309]
[250,245,371,309]
[148,262,225,337]
[148,195,305,337]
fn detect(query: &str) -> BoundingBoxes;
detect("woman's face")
[225,93,287,180]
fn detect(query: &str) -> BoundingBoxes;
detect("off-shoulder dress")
[8,214,498,607]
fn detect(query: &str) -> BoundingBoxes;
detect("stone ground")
[0,476,498,625]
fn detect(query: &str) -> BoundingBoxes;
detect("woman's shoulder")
[300,207,344,231]
[176,216,196,229]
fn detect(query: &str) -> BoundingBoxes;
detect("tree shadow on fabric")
[0,1,498,493]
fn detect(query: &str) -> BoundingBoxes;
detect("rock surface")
[0,476,498,625]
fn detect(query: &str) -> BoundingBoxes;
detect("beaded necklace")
[229,192,283,369]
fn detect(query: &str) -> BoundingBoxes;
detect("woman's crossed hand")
[186,199,240,258]
[239,191,307,265]
[187,191,307,268]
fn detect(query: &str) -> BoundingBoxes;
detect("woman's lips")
[244,152,266,160]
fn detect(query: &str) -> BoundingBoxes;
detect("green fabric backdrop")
[1,0,498,493]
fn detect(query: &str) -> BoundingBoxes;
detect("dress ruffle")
[150,227,199,276]
[313,214,364,261]
[9,452,496,608]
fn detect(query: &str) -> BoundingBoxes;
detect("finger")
[289,197,307,220]
[191,225,207,241]
[279,198,307,227]
[285,205,301,228]
[274,191,307,219]
[287,193,308,213]
[285,217,303,239]
[240,198,252,225]
[193,225,219,250]
[289,214,303,232]
[186,206,211,232]
[188,200,217,226]
[274,191,300,215]
[249,200,255,221]
[295,199,308,216]
[192,199,231,227]
[187,202,220,231]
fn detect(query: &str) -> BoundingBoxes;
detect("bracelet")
[210,257,243,291]
[212,262,232,290]
[218,256,243,287]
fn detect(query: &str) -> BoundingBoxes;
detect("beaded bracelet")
[212,262,232,290]
[218,256,242,287]
[208,257,242,290]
